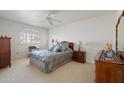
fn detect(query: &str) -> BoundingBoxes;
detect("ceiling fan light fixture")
[40,11,62,26]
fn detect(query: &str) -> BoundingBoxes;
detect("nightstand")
[72,50,86,63]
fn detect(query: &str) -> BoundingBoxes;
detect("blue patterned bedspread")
[29,50,73,73]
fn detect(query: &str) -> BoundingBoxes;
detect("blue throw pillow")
[53,44,61,52]
[60,42,69,51]
[48,45,56,51]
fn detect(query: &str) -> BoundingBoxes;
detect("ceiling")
[0,10,117,29]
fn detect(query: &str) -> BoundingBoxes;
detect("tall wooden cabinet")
[0,36,11,68]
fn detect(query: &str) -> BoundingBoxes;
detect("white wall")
[0,18,48,60]
[49,13,118,63]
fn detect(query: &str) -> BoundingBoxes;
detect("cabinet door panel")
[110,68,124,83]
[0,38,10,67]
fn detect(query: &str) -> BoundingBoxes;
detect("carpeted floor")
[0,58,95,83]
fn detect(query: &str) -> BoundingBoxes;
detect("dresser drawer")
[73,51,86,63]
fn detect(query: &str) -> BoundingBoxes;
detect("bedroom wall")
[48,13,118,63]
[0,18,48,60]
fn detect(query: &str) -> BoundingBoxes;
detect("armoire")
[0,36,11,68]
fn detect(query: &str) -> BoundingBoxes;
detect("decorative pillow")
[60,41,69,51]
[48,45,56,51]
[53,44,61,52]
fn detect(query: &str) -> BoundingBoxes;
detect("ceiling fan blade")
[47,12,52,17]
[47,20,53,25]
[40,10,60,26]
[47,10,58,17]
[51,18,62,23]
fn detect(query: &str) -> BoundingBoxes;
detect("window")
[20,29,41,44]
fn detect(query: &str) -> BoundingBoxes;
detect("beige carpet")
[0,58,95,83]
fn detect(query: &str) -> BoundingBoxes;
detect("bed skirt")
[29,57,72,73]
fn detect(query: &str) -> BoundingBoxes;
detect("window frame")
[19,28,41,44]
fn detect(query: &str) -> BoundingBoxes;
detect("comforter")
[29,49,73,73]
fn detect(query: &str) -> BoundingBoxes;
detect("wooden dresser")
[0,36,11,68]
[95,61,124,83]
[95,51,124,83]
[73,50,86,63]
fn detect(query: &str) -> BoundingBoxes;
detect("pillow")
[48,45,56,51]
[60,41,69,51]
[53,44,61,52]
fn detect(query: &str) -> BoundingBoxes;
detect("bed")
[29,42,74,73]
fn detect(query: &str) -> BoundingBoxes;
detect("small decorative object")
[98,43,121,64]
[77,41,82,51]
[104,42,115,58]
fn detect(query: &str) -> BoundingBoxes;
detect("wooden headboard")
[69,42,74,50]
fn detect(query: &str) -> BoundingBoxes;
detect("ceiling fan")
[41,11,62,26]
